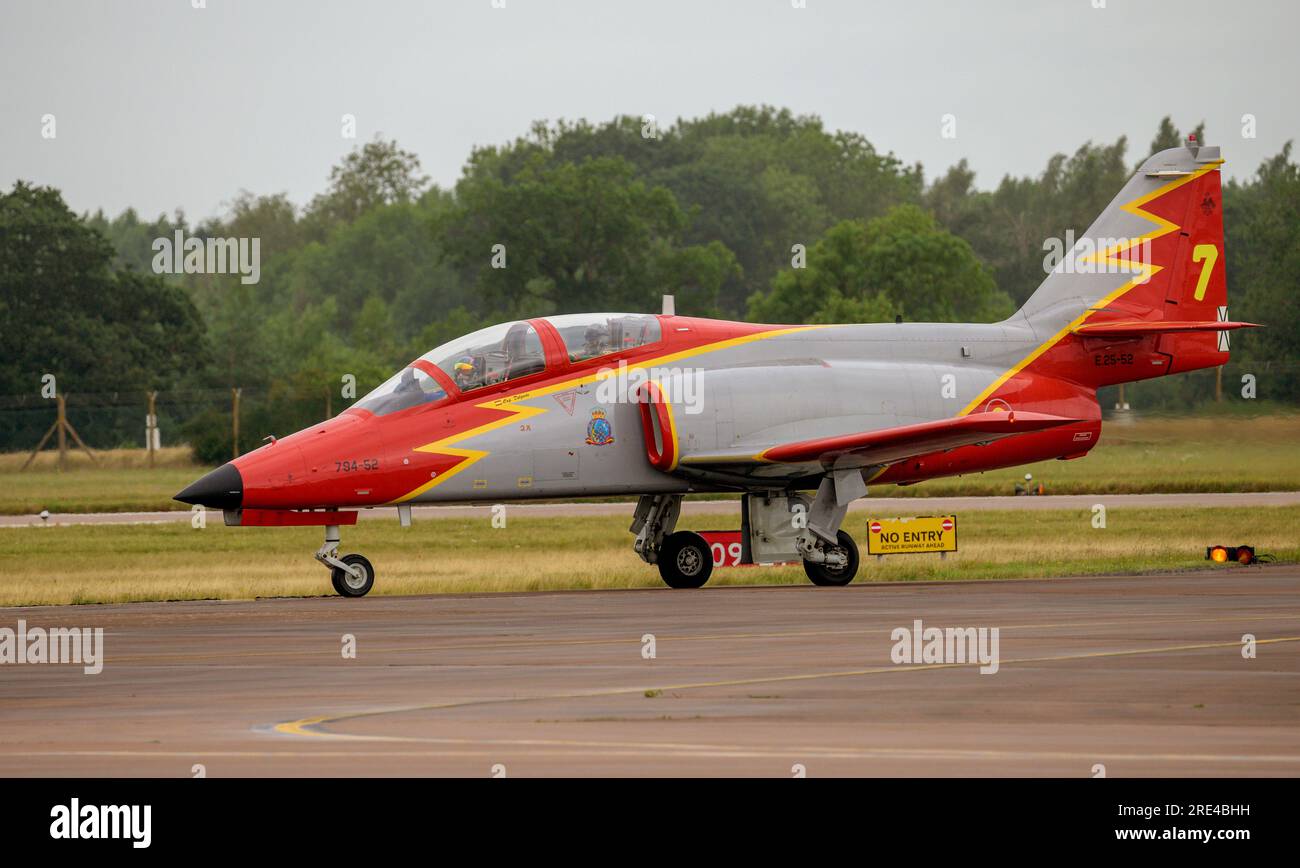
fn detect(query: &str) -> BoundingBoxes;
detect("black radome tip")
[174,462,243,510]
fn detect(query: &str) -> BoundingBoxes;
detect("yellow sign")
[866,515,958,555]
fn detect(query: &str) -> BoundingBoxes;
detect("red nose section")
[232,438,310,509]
[227,412,394,509]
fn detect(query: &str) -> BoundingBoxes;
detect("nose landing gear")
[331,554,374,597]
[315,524,375,597]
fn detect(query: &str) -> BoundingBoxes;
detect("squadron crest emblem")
[585,407,614,446]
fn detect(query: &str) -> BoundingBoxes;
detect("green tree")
[303,136,430,239]
[449,106,921,317]
[749,205,1012,325]
[927,137,1131,307]
[439,155,731,316]
[1141,116,1206,166]
[1224,142,1300,399]
[289,192,467,338]
[84,206,188,274]
[0,182,207,447]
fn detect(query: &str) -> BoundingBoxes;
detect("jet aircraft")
[177,140,1256,596]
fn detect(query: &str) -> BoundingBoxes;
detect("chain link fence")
[0,386,342,465]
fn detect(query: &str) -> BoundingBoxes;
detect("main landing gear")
[803,529,859,587]
[793,472,862,587]
[315,523,375,597]
[658,531,713,589]
[630,471,866,590]
[630,494,712,589]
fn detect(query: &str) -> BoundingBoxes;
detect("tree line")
[2,107,1295,460]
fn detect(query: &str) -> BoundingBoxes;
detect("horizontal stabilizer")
[1073,320,1260,339]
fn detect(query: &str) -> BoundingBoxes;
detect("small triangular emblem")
[553,390,577,415]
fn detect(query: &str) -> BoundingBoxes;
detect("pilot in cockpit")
[570,323,610,362]
[452,355,480,391]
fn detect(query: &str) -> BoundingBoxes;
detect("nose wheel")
[331,554,374,597]
[315,524,375,597]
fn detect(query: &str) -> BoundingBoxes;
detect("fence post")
[146,390,158,468]
[232,387,242,460]
[21,392,96,471]
[56,393,68,472]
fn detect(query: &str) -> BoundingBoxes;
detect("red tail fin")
[1139,157,1236,372]
[1026,143,1256,383]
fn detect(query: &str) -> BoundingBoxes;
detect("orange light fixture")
[1206,545,1255,565]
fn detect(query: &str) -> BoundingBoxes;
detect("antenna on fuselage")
[662,294,675,316]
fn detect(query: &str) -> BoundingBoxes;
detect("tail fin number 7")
[1191,243,1218,301]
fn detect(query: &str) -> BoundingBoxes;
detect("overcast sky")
[2,0,1295,221]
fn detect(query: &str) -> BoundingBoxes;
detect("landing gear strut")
[630,494,712,589]
[315,523,375,597]
[803,529,859,586]
[795,472,863,586]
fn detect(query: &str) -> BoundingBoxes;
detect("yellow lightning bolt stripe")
[390,325,825,503]
[392,402,552,503]
[957,160,1224,417]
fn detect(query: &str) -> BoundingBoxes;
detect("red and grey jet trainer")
[177,139,1256,596]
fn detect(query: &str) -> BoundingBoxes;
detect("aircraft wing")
[675,410,1082,476]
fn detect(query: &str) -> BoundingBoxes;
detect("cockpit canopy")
[352,313,662,415]
[350,366,446,417]
[548,312,660,364]
[424,320,546,393]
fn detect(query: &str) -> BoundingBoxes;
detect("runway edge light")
[1206,545,1256,565]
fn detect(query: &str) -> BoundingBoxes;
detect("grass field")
[0,447,202,515]
[0,505,1295,607]
[2,414,1298,515]
[908,413,1300,496]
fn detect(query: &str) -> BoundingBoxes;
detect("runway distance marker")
[697,531,745,567]
[697,530,795,567]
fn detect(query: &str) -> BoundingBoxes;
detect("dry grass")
[0,445,198,472]
[0,447,202,515]
[0,506,1295,607]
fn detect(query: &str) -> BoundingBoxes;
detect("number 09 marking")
[1191,243,1218,301]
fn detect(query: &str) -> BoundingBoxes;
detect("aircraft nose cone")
[174,462,243,510]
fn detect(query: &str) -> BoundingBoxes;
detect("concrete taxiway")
[1,567,1297,776]
[4,490,1299,527]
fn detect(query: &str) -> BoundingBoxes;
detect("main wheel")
[803,530,859,587]
[658,531,713,589]
[331,553,375,597]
